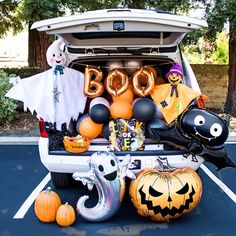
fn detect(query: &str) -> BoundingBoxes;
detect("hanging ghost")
[6,39,87,131]
[150,63,208,124]
[147,107,235,170]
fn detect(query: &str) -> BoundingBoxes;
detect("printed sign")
[109,118,145,151]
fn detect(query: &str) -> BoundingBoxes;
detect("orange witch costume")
[150,63,208,124]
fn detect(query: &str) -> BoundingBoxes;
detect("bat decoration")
[148,108,235,170]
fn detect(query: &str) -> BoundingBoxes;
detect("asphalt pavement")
[0,144,236,236]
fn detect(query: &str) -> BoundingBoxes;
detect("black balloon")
[181,108,229,146]
[89,104,110,124]
[147,118,199,151]
[133,98,156,122]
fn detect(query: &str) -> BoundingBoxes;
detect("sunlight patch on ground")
[0,29,28,68]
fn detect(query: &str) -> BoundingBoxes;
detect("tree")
[0,0,23,38]
[202,0,236,116]
[19,0,67,70]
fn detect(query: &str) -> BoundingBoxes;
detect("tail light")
[197,97,205,109]
[39,118,48,137]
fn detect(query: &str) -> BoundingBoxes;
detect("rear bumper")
[38,137,204,174]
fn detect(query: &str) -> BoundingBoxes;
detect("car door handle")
[84,24,100,31]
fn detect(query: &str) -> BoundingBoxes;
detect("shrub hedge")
[3,67,42,78]
[0,70,19,124]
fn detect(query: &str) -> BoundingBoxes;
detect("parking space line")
[200,164,236,203]
[13,173,51,219]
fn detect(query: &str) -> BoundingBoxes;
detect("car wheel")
[50,172,74,188]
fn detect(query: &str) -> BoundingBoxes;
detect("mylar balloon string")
[70,61,174,70]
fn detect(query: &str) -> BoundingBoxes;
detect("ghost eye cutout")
[110,159,115,166]
[194,115,205,126]
[149,186,163,197]
[53,54,55,57]
[210,123,223,137]
[98,165,104,172]
[176,183,189,195]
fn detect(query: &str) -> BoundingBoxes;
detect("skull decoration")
[129,168,202,222]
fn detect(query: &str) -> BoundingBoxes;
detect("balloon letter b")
[84,66,104,98]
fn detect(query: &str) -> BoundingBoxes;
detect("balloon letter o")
[132,67,155,97]
[105,69,129,96]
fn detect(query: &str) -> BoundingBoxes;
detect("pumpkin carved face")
[129,168,202,222]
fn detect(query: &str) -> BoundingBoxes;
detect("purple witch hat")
[166,63,183,79]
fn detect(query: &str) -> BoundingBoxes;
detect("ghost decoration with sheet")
[6,39,87,130]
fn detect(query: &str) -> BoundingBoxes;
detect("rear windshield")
[72,32,171,40]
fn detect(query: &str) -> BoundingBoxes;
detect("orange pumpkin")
[56,202,76,227]
[34,187,61,222]
[129,168,202,222]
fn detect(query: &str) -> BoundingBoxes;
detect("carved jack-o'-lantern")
[129,168,202,222]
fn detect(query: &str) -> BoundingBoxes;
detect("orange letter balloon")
[105,69,129,96]
[132,67,155,97]
[84,66,104,98]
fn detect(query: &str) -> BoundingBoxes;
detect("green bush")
[3,67,42,78]
[0,70,18,124]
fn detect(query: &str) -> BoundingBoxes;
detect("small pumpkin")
[56,202,76,227]
[129,168,202,222]
[34,187,61,223]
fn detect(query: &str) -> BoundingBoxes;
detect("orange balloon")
[147,66,157,79]
[110,100,133,119]
[79,117,103,139]
[112,87,134,104]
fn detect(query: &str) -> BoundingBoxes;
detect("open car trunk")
[31,8,207,50]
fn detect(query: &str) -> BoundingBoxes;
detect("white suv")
[32,8,207,187]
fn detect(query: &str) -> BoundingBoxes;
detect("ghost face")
[181,108,229,146]
[167,73,182,85]
[90,152,119,182]
[46,40,67,67]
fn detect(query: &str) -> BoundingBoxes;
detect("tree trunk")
[28,24,52,71]
[224,24,236,116]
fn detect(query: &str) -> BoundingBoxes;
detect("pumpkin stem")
[45,187,52,194]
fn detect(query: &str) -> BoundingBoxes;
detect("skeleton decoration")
[73,151,135,222]
[6,39,87,131]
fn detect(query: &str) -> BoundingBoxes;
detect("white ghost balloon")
[73,151,135,222]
